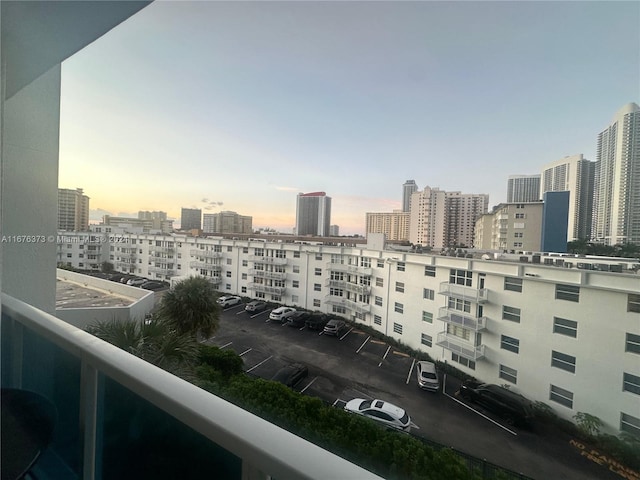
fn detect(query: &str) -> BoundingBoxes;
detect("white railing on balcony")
[148,267,176,275]
[324,295,346,307]
[149,246,175,254]
[437,307,487,331]
[344,298,371,314]
[249,256,287,266]
[249,270,286,280]
[439,282,488,303]
[247,283,286,295]
[190,249,222,259]
[326,263,372,276]
[190,261,222,271]
[2,294,382,480]
[435,332,485,361]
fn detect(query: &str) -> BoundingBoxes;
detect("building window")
[292,265,300,273]
[424,266,436,277]
[448,297,471,313]
[421,333,432,347]
[225,283,231,290]
[375,296,383,306]
[396,262,405,272]
[395,282,405,293]
[293,251,300,258]
[226,271,232,278]
[625,333,640,354]
[555,283,580,302]
[242,260,248,267]
[504,277,523,292]
[227,246,233,252]
[315,253,323,261]
[292,280,299,288]
[551,350,576,373]
[242,247,249,254]
[375,277,383,287]
[513,242,523,248]
[449,269,472,286]
[291,295,298,303]
[451,353,475,370]
[514,232,523,238]
[500,335,520,354]
[275,250,286,258]
[502,306,521,323]
[313,299,321,307]
[332,305,346,314]
[226,258,232,265]
[215,245,223,253]
[423,288,434,300]
[256,292,265,299]
[271,295,281,302]
[422,311,433,323]
[374,315,382,325]
[628,294,640,313]
[553,317,578,338]
[515,213,525,219]
[241,273,247,280]
[621,413,640,437]
[360,257,371,268]
[377,259,384,268]
[394,302,403,314]
[393,323,403,334]
[623,372,640,395]
[241,286,247,293]
[549,385,573,409]
[314,283,321,292]
[315,268,322,276]
[330,288,343,297]
[499,365,518,384]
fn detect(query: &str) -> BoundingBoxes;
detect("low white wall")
[55,269,155,330]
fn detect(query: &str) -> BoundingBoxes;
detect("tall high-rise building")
[58,188,90,231]
[180,208,202,231]
[202,211,252,235]
[592,103,640,245]
[402,180,418,212]
[507,175,541,203]
[541,154,595,242]
[366,211,410,241]
[295,192,331,236]
[409,187,488,248]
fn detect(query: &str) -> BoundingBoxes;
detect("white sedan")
[344,398,411,432]
[269,306,296,322]
[216,296,242,308]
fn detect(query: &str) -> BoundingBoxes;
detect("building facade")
[58,188,90,231]
[57,230,640,437]
[202,211,253,235]
[103,215,173,234]
[507,175,541,203]
[180,207,202,231]
[592,103,640,245]
[295,192,331,236]
[402,180,418,213]
[474,202,544,251]
[541,154,595,242]
[366,211,410,241]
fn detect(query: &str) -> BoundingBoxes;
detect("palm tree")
[156,276,221,339]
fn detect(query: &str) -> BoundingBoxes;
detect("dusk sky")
[59,1,639,235]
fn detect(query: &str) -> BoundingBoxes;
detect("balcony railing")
[435,332,486,361]
[249,270,286,281]
[324,295,346,307]
[148,267,176,275]
[249,256,287,266]
[344,298,371,314]
[247,283,286,295]
[325,279,371,295]
[439,282,488,303]
[190,261,222,272]
[1,293,381,480]
[326,263,372,276]
[190,249,221,259]
[437,307,487,331]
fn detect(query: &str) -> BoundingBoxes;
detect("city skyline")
[58,2,639,235]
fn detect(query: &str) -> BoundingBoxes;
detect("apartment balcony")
[190,261,222,272]
[148,266,176,275]
[324,295,346,307]
[247,283,286,295]
[249,256,287,266]
[1,293,379,480]
[344,298,371,314]
[326,280,371,295]
[439,282,488,303]
[326,262,372,276]
[149,246,175,254]
[437,307,487,331]
[249,270,287,281]
[435,332,486,361]
[190,249,221,259]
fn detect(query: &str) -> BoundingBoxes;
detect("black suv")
[285,311,310,328]
[458,381,534,427]
[305,313,332,331]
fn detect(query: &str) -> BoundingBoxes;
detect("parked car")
[269,306,296,322]
[126,277,147,287]
[416,361,439,392]
[245,300,267,313]
[271,363,308,388]
[217,296,242,308]
[140,280,166,291]
[285,311,310,328]
[108,273,126,283]
[305,313,332,331]
[344,398,411,432]
[323,319,346,336]
[458,381,535,427]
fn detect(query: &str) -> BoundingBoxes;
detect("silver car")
[344,398,411,432]
[323,319,346,336]
[416,361,439,392]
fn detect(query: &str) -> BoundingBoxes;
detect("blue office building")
[541,191,570,252]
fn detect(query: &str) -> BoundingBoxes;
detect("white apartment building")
[59,230,640,437]
[475,203,544,251]
[592,103,640,245]
[366,210,410,241]
[541,154,595,242]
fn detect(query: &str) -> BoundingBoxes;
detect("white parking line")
[443,389,518,436]
[355,335,371,353]
[406,358,416,384]
[220,341,233,349]
[251,311,268,318]
[339,327,353,341]
[245,355,273,373]
[239,348,252,356]
[378,345,392,367]
[236,310,246,315]
[299,376,318,393]
[318,331,324,336]
[299,326,306,331]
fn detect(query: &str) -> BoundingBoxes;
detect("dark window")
[504,277,523,292]
[553,317,577,338]
[555,283,579,302]
[551,350,576,373]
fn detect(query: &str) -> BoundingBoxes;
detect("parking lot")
[205,302,618,480]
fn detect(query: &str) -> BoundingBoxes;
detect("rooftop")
[55,278,135,309]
